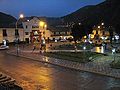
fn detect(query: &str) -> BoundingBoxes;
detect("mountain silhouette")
[0,12,16,28]
[62,0,120,33]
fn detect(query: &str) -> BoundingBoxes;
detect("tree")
[71,23,92,51]
[108,26,114,43]
[71,23,92,42]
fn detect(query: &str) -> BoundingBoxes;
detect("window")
[55,32,59,35]
[25,32,29,35]
[43,31,45,34]
[32,25,39,28]
[54,32,56,35]
[3,29,7,37]
[60,32,65,34]
[26,25,28,29]
[103,31,105,35]
[15,29,19,36]
[96,31,98,34]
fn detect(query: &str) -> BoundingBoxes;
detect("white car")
[0,45,9,50]
[60,39,67,42]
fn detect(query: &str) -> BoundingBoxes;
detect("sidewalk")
[7,48,120,79]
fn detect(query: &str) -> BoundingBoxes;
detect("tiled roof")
[48,25,70,32]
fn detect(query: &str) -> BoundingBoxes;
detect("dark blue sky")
[0,0,105,18]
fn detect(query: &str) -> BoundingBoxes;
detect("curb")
[6,51,120,79]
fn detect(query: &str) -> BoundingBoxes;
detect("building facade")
[0,17,73,45]
[22,17,52,44]
[50,25,73,41]
[0,28,24,44]
[22,17,73,43]
[89,23,110,44]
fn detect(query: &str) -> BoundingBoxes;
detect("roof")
[0,23,23,28]
[48,25,70,32]
[21,16,47,22]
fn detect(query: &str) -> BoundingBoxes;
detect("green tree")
[108,26,114,43]
[71,23,92,50]
[71,23,92,42]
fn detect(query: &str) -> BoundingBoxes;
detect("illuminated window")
[56,32,59,35]
[34,31,38,35]
[60,32,65,34]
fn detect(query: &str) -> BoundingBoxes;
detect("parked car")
[60,39,67,42]
[0,45,9,50]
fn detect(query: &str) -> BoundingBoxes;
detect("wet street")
[0,51,120,90]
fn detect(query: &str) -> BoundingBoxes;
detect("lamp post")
[39,21,47,53]
[15,14,24,56]
[112,48,116,62]
[83,45,86,61]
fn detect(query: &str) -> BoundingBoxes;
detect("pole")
[17,43,19,56]
[114,53,115,62]
[83,46,86,61]
[15,14,24,55]
[16,20,19,56]
[114,49,116,62]
[23,29,24,49]
[112,48,116,62]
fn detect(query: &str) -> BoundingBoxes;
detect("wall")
[0,28,24,43]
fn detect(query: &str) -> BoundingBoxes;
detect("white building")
[0,17,72,44]
[0,27,24,44]
[22,17,52,43]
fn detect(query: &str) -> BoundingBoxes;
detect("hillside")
[62,0,120,33]
[0,12,16,28]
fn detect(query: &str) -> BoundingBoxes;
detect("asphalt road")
[0,50,120,90]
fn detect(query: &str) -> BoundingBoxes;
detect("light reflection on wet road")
[0,51,120,90]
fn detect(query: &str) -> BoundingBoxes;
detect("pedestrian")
[32,45,36,52]
[39,46,42,53]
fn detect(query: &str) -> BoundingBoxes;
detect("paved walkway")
[7,47,120,79]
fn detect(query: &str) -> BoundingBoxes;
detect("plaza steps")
[0,73,22,90]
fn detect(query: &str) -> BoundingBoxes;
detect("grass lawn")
[110,60,120,69]
[43,51,103,63]
[51,42,94,50]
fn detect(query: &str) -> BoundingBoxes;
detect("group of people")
[32,44,46,53]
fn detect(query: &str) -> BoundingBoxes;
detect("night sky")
[0,0,105,18]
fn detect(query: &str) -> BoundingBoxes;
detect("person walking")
[32,45,36,52]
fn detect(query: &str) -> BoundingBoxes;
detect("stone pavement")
[7,47,120,79]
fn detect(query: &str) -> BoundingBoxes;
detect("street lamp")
[83,46,86,50]
[39,21,47,52]
[15,14,24,56]
[39,21,45,27]
[112,48,116,62]
[98,26,100,29]
[101,22,104,26]
[16,14,24,30]
[83,45,86,61]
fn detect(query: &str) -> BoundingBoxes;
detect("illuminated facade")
[22,17,72,43]
[22,17,51,44]
[89,23,110,44]
[50,25,73,41]
[0,17,72,44]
